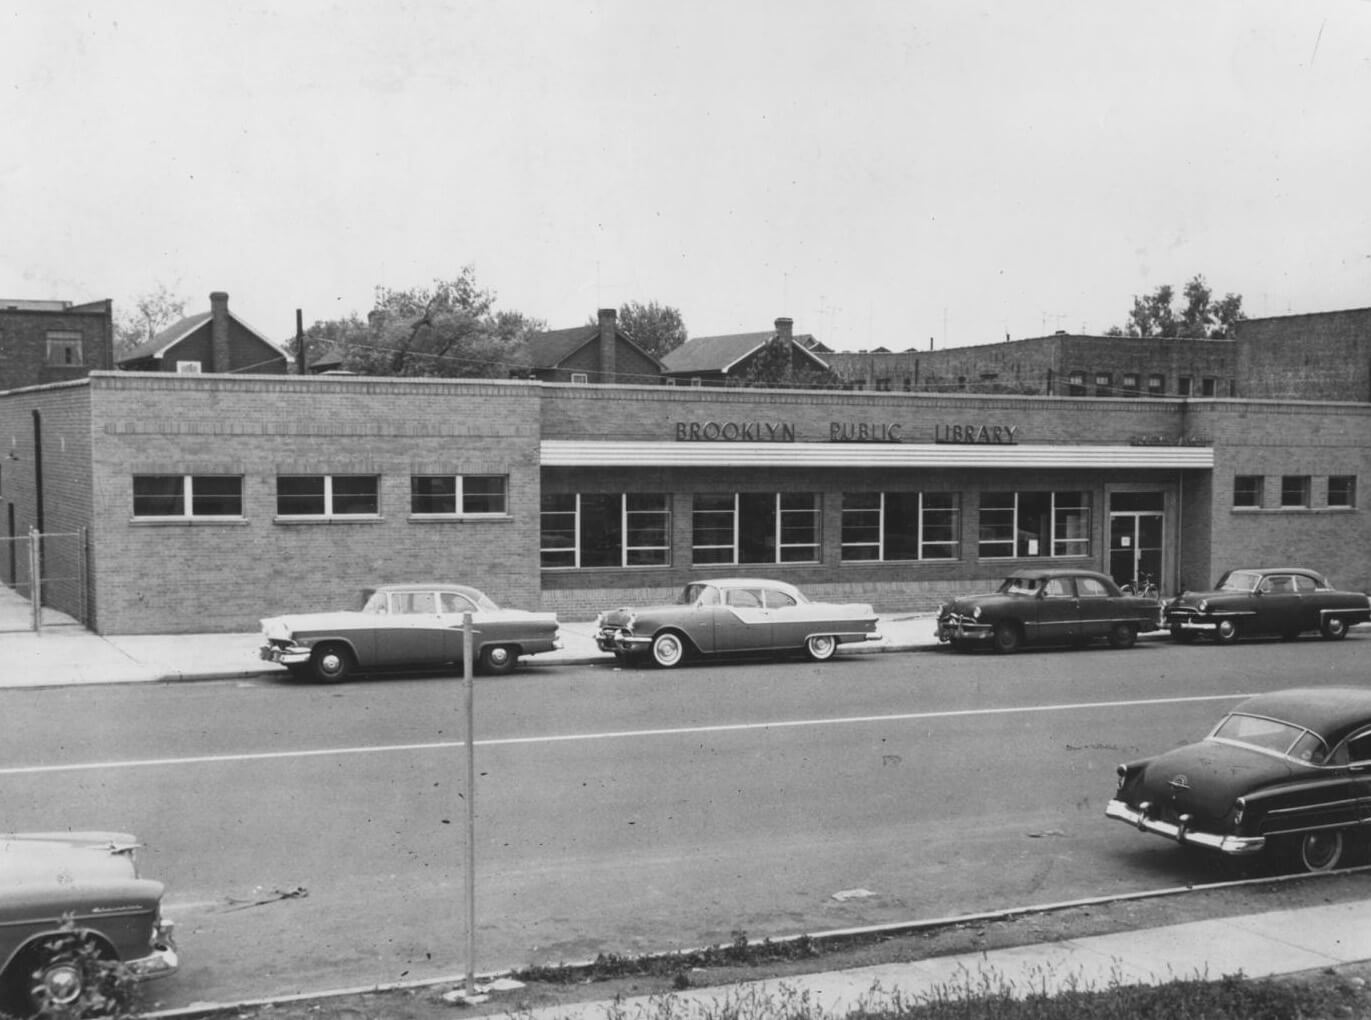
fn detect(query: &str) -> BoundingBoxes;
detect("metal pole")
[462,612,476,996]
[28,527,40,634]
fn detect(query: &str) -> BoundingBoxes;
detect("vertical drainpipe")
[31,410,43,534]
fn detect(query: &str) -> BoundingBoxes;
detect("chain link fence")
[0,528,88,632]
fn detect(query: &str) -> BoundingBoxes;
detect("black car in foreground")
[1163,567,1371,644]
[1107,687,1371,872]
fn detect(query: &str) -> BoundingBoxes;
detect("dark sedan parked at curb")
[595,578,881,668]
[0,831,178,1019]
[260,583,560,682]
[1163,567,1371,644]
[1107,687,1371,873]
[937,568,1161,654]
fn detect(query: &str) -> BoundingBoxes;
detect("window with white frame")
[45,331,84,366]
[979,491,1091,558]
[1328,475,1356,509]
[539,493,671,568]
[133,475,243,518]
[410,474,508,516]
[276,475,379,517]
[840,492,960,561]
[691,493,820,565]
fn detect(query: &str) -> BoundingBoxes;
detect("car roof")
[1006,568,1114,583]
[372,583,488,598]
[1231,687,1371,744]
[689,577,806,597]
[1226,567,1328,579]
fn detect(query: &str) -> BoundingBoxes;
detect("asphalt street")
[3,635,1364,1010]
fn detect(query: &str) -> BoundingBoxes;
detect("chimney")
[210,291,230,372]
[774,317,794,342]
[296,309,306,374]
[598,307,617,383]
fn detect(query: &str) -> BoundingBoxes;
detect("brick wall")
[0,301,114,391]
[86,373,543,634]
[1235,309,1371,401]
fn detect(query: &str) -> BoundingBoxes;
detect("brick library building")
[1,369,1367,634]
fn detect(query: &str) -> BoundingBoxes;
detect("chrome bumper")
[1105,799,1265,855]
[127,921,179,982]
[595,630,652,653]
[937,619,993,642]
[260,643,311,666]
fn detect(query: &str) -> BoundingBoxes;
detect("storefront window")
[539,493,670,568]
[841,492,958,561]
[693,493,819,565]
[979,491,1090,558]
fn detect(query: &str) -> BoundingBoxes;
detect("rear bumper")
[1105,799,1265,855]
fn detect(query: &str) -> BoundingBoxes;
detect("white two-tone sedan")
[260,583,560,682]
[595,577,881,668]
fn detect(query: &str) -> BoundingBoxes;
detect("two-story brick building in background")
[1,301,1369,634]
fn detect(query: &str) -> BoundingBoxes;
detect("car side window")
[1292,574,1317,593]
[1347,731,1371,766]
[1043,578,1074,598]
[1076,577,1109,598]
[439,592,477,614]
[763,589,798,609]
[1261,575,1294,594]
[395,592,437,614]
[726,589,763,608]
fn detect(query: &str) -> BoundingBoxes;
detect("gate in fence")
[0,527,89,632]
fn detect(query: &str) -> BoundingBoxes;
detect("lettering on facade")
[934,423,1019,444]
[829,422,903,442]
[675,421,796,442]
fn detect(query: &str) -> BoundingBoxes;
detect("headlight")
[1232,797,1246,826]
[1197,600,1208,612]
[624,612,637,632]
[972,605,982,620]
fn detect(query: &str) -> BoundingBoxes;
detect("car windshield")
[1216,570,1262,592]
[998,576,1041,596]
[1211,712,1328,761]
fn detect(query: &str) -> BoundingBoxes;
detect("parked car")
[936,568,1161,653]
[260,583,560,682]
[1106,687,1371,872]
[1163,567,1371,644]
[595,578,880,668]
[0,831,178,1018]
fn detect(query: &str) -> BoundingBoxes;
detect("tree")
[1109,275,1244,339]
[615,301,687,360]
[302,267,544,378]
[737,337,841,390]
[114,283,190,353]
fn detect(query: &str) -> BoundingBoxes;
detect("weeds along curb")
[141,864,1371,1019]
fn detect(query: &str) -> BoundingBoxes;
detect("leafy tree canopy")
[300,267,544,378]
[114,283,190,353]
[616,300,687,360]
[1106,275,1245,339]
[737,337,841,390]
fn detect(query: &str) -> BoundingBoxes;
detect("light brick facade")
[2,372,1368,633]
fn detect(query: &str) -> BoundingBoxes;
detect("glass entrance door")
[1109,492,1165,594]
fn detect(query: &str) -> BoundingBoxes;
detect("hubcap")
[489,647,510,665]
[1304,832,1342,870]
[321,653,341,673]
[42,964,83,1006]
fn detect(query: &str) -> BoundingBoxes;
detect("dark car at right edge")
[1163,567,1370,644]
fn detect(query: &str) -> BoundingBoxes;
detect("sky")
[4,0,1371,351]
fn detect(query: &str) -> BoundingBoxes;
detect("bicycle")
[1121,573,1159,599]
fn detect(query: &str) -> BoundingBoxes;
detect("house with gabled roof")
[524,308,665,384]
[117,292,288,374]
[660,317,829,385]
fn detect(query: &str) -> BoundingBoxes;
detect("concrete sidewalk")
[507,897,1371,1019]
[0,586,943,690]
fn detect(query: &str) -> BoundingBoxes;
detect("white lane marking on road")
[0,692,1247,777]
